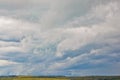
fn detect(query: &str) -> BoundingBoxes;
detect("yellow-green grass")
[0,77,69,80]
[0,76,120,80]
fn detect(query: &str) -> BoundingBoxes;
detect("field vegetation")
[0,76,120,80]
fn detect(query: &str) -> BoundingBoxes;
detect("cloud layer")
[0,0,120,76]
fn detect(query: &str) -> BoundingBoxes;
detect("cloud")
[0,59,19,66]
[0,0,120,76]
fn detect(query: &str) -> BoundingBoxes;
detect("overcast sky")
[0,0,120,76]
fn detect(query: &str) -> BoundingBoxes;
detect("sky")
[0,0,120,76]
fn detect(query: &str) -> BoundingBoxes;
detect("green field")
[0,77,68,80]
[0,76,120,80]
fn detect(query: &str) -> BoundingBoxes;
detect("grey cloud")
[0,0,120,76]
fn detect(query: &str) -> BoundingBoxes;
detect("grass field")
[0,78,69,80]
[0,76,69,80]
[0,76,120,80]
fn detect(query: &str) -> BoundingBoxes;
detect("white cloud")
[43,1,120,72]
[0,60,19,66]
[55,0,120,57]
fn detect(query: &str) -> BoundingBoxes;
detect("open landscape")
[0,0,120,79]
[0,76,120,80]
